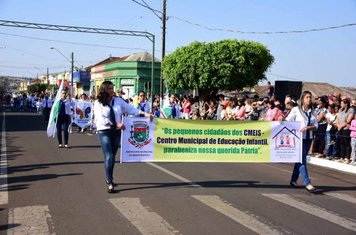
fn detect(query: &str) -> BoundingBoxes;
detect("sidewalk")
[308,155,356,174]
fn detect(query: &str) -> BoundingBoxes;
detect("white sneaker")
[108,183,114,193]
[306,184,316,193]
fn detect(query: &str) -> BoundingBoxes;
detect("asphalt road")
[0,111,356,235]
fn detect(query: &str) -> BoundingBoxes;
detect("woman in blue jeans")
[280,91,318,192]
[94,81,152,193]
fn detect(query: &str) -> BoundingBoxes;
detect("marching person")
[56,90,72,148]
[42,93,53,122]
[77,93,88,133]
[137,90,150,116]
[94,81,152,193]
[279,90,318,193]
[168,94,181,119]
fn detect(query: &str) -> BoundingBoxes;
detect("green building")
[90,52,161,99]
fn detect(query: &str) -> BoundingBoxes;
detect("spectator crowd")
[2,84,356,166]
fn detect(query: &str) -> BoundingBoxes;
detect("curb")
[308,156,356,174]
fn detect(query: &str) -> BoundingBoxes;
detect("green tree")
[162,39,274,96]
[27,83,49,94]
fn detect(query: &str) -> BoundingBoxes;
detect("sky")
[0,0,355,87]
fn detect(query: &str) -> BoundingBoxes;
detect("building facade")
[90,52,161,99]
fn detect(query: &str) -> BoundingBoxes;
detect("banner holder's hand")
[141,111,153,122]
[117,122,125,131]
[278,116,284,124]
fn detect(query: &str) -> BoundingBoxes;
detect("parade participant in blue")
[56,90,72,148]
[137,90,151,117]
[169,94,181,119]
[94,81,152,193]
[41,93,53,122]
[279,90,318,193]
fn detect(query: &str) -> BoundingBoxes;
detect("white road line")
[0,112,8,205]
[192,195,282,235]
[86,133,93,136]
[146,162,203,188]
[7,205,55,235]
[262,194,356,232]
[324,192,356,204]
[109,198,179,235]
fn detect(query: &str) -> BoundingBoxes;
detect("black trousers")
[339,129,351,158]
[43,107,51,122]
[56,114,71,145]
[314,123,327,154]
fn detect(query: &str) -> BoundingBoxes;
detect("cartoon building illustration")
[272,126,299,149]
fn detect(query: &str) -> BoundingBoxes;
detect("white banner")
[74,101,92,129]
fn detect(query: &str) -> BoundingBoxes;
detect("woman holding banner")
[280,90,318,193]
[94,81,152,193]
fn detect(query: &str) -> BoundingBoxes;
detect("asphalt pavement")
[0,110,356,235]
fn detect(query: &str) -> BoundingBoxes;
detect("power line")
[0,31,148,51]
[0,64,66,70]
[131,0,163,17]
[170,16,356,34]
[267,72,301,81]
[131,1,356,34]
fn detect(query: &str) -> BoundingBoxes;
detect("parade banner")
[121,117,302,163]
[74,101,92,129]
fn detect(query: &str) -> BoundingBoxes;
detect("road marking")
[86,133,93,136]
[324,192,356,204]
[146,162,203,188]
[109,198,179,235]
[8,205,55,235]
[262,194,356,232]
[192,195,282,235]
[0,112,8,205]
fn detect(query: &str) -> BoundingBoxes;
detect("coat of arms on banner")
[128,121,152,148]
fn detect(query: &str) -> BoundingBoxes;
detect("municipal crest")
[128,121,152,148]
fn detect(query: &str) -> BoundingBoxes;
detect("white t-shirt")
[325,112,337,131]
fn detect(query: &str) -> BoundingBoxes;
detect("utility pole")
[47,67,49,84]
[130,0,167,98]
[71,52,74,96]
[162,0,166,60]
[160,0,167,98]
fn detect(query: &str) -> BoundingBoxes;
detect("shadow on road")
[8,161,103,174]
[114,180,356,194]
[67,145,100,149]
[4,112,46,132]
[0,224,20,232]
[4,173,82,192]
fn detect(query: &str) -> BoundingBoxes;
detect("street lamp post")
[50,47,74,95]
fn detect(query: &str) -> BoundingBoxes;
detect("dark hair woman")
[280,90,318,193]
[336,98,354,164]
[94,81,152,193]
[313,96,329,157]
